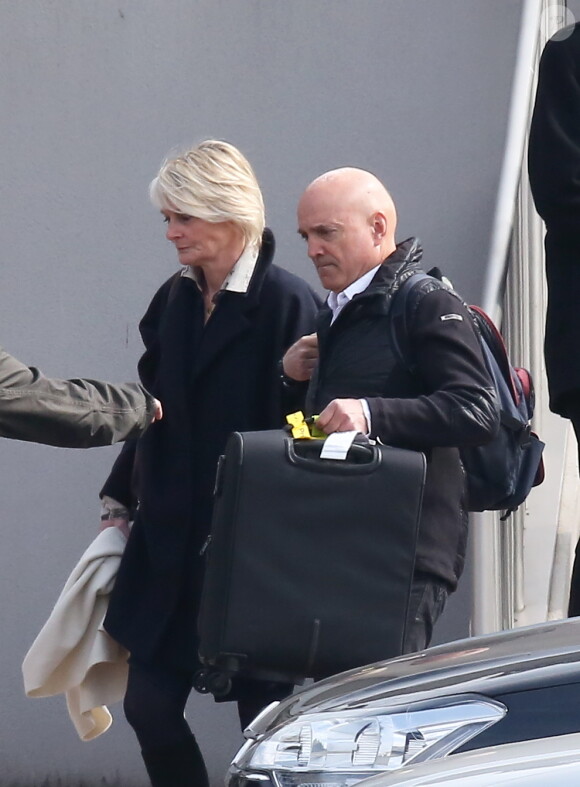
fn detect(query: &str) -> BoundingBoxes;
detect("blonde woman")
[100,140,320,786]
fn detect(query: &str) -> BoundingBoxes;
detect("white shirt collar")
[180,244,259,294]
[327,264,381,323]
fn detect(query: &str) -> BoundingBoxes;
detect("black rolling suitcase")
[197,429,425,693]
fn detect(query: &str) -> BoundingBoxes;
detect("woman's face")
[162,210,242,268]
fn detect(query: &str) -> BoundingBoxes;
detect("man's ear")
[371,212,388,244]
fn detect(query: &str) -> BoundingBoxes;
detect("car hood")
[355,732,580,787]
[252,618,580,734]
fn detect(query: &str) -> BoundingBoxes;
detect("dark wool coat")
[529,22,580,416]
[307,238,499,590]
[101,229,321,669]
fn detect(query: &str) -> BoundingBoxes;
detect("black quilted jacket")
[307,237,499,589]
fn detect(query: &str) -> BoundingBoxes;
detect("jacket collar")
[317,236,423,330]
[180,241,260,295]
[366,236,424,295]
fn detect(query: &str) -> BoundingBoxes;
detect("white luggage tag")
[319,431,358,461]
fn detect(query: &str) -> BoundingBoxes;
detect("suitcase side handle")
[285,437,382,474]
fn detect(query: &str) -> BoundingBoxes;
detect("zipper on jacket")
[200,534,212,557]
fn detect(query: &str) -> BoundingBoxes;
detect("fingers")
[317,399,368,434]
[282,333,319,382]
[99,516,131,540]
[99,499,131,539]
[152,399,163,421]
[300,333,319,350]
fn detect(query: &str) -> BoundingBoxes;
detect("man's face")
[297,188,378,293]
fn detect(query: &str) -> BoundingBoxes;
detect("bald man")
[283,168,499,652]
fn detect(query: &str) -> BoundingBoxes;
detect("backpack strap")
[469,305,520,405]
[390,271,446,373]
[393,277,525,422]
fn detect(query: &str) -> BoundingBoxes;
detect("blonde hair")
[149,140,265,248]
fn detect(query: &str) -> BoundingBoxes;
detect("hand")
[282,333,319,381]
[99,501,131,540]
[152,398,163,421]
[99,514,130,540]
[316,399,369,435]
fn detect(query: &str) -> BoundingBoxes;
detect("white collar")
[327,264,381,320]
[181,244,259,294]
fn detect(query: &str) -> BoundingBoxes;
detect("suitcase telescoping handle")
[285,436,382,474]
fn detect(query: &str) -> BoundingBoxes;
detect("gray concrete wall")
[0,1,522,784]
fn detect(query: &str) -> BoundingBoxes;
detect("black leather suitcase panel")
[198,430,425,684]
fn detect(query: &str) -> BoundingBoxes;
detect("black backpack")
[390,269,545,517]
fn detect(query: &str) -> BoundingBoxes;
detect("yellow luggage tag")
[286,411,312,439]
[285,411,326,440]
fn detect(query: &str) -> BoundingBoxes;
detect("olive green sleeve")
[0,345,155,447]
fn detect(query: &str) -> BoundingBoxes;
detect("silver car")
[228,617,580,787]
[357,733,580,786]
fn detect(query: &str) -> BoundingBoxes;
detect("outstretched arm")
[0,345,160,448]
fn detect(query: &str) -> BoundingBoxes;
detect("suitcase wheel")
[193,667,232,698]
[193,668,212,694]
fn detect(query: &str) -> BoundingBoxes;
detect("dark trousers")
[124,658,293,787]
[567,404,580,617]
[127,573,447,786]
[402,573,450,654]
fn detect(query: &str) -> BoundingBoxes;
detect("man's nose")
[307,237,322,259]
